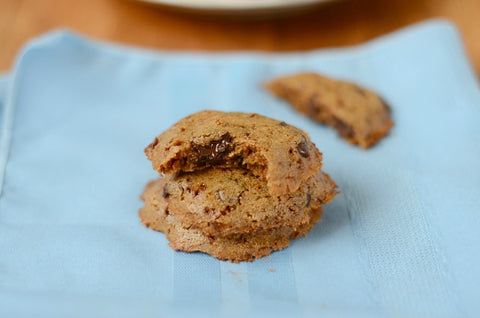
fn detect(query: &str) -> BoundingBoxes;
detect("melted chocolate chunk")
[192,133,233,166]
[279,121,288,127]
[296,136,310,158]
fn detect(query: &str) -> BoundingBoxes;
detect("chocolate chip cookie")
[139,177,324,262]
[145,110,322,195]
[151,168,336,237]
[265,73,393,149]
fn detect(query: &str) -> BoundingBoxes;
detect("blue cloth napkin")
[0,19,479,318]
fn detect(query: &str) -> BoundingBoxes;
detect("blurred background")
[1,0,479,74]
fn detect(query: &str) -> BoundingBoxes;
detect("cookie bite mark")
[265,73,393,149]
[145,110,323,195]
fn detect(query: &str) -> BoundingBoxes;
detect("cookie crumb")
[269,268,275,272]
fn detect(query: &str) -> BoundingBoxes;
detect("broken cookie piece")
[265,73,393,149]
[145,110,323,195]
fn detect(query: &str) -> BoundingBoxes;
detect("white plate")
[138,0,333,15]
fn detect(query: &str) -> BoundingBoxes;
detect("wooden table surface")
[1,0,480,75]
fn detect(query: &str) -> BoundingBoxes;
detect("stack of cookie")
[139,110,337,262]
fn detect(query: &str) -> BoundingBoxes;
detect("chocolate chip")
[216,141,228,153]
[331,116,354,139]
[296,136,310,158]
[280,121,288,127]
[192,133,233,166]
[306,193,311,208]
[162,187,170,198]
